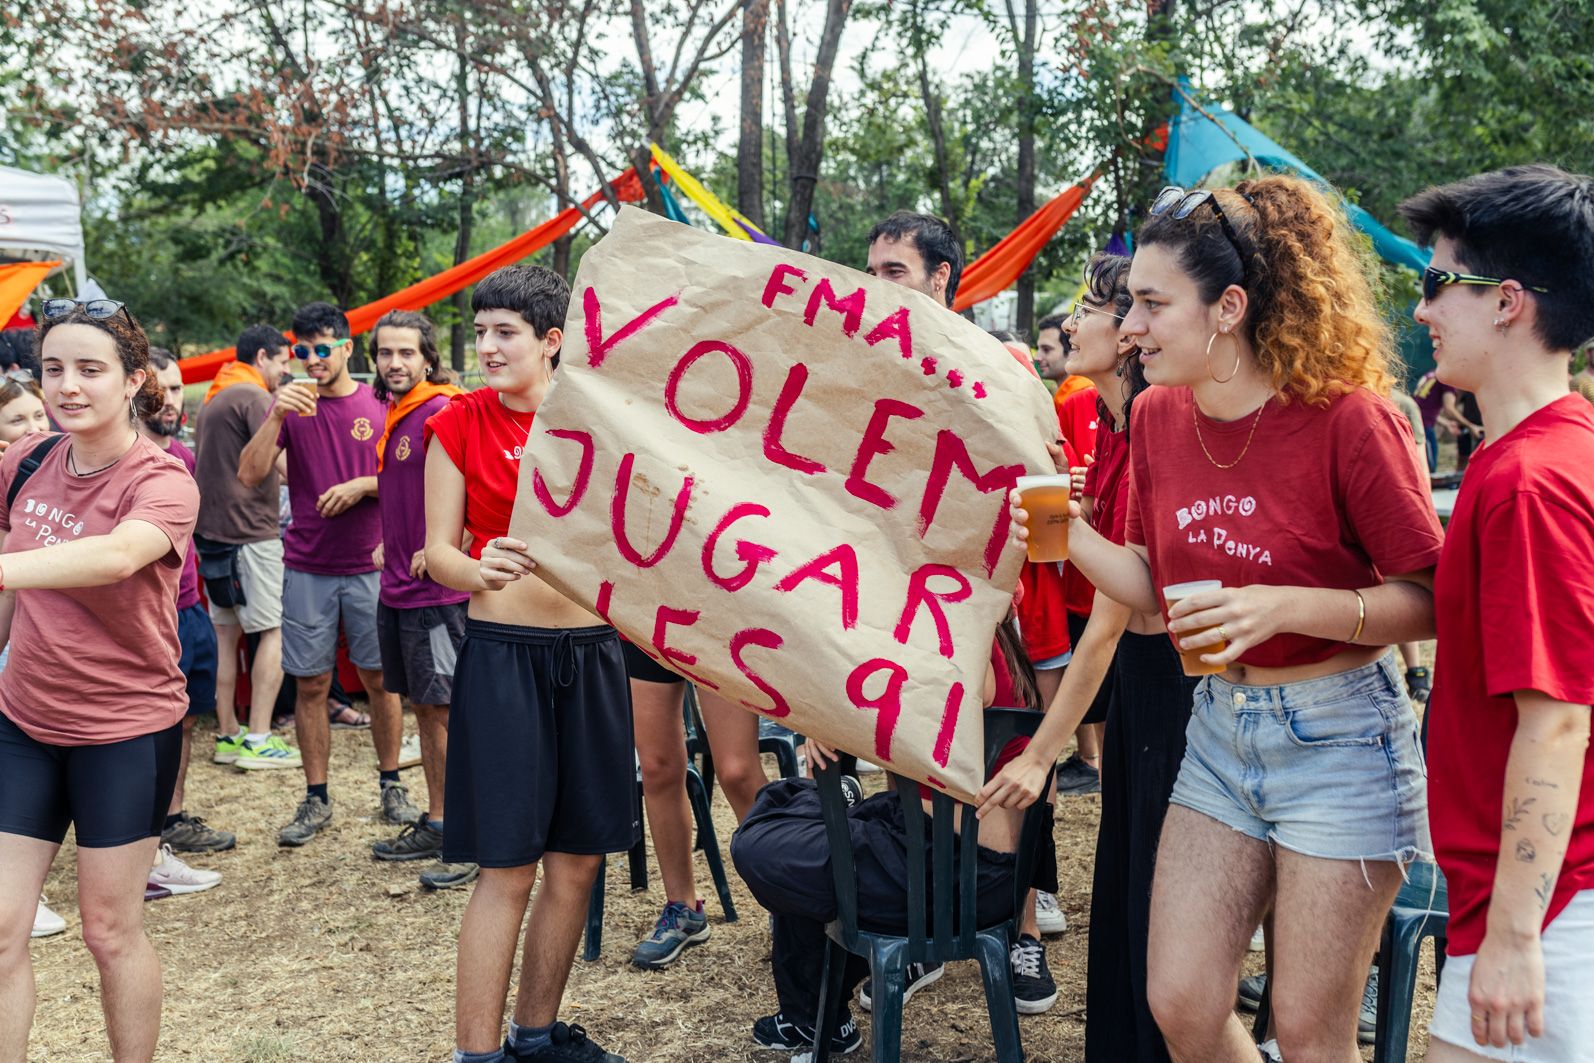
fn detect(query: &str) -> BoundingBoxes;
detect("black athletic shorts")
[378,602,467,705]
[621,637,683,685]
[1067,611,1112,726]
[0,711,182,848]
[443,621,640,867]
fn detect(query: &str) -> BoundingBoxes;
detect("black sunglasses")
[41,298,133,325]
[293,341,347,360]
[1150,186,1254,279]
[1421,267,1550,304]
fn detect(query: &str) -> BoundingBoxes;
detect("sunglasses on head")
[1421,267,1550,304]
[41,298,132,325]
[1070,299,1124,324]
[1150,186,1254,279]
[293,341,347,360]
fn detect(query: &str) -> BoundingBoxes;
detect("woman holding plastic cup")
[1010,177,1444,1062]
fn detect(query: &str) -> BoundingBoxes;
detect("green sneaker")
[237,735,303,771]
[213,731,248,765]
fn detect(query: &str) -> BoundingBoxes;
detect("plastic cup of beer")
[292,379,319,416]
[1162,579,1228,676]
[1015,473,1072,563]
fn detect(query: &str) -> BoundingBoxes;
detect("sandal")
[328,703,371,729]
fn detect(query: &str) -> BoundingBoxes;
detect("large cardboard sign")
[509,206,1054,800]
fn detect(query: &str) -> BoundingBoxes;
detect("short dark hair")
[1399,164,1594,354]
[472,266,570,339]
[1036,314,1067,335]
[371,310,447,401]
[235,324,289,366]
[148,346,176,371]
[0,329,40,381]
[867,211,963,308]
[291,301,351,341]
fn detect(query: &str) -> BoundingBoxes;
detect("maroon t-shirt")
[378,394,469,610]
[276,384,383,575]
[1124,386,1444,667]
[1428,395,1594,956]
[167,437,202,609]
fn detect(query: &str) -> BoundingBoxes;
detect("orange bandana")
[203,361,268,405]
[377,380,464,470]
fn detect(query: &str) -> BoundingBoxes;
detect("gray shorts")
[281,568,382,677]
[377,602,466,705]
[207,539,285,634]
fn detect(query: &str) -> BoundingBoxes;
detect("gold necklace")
[1193,398,1266,470]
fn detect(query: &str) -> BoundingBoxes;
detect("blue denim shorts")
[1168,650,1431,864]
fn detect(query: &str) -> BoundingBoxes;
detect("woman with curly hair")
[0,300,199,1062]
[1014,175,1445,1061]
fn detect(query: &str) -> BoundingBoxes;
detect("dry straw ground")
[30,717,1439,1062]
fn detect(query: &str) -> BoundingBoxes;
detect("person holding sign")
[423,265,634,1063]
[1013,176,1444,1062]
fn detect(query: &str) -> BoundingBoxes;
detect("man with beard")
[365,311,477,890]
[141,348,232,887]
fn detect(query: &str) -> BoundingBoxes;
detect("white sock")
[245,732,271,746]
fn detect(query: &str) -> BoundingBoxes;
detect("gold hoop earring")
[1206,329,1242,384]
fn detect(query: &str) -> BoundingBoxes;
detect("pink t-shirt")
[0,433,198,745]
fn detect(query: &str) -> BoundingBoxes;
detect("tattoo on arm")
[1526,776,1561,791]
[1535,872,1554,910]
[1515,838,1538,863]
[1504,797,1537,831]
[1542,812,1570,836]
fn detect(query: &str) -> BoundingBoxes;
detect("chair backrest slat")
[957,803,979,952]
[931,792,956,962]
[898,776,928,963]
[816,767,862,948]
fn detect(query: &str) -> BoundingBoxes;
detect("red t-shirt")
[1124,386,1443,667]
[0,433,198,745]
[1427,394,1594,957]
[1016,561,1070,661]
[1057,388,1101,617]
[424,388,536,561]
[1085,420,1130,546]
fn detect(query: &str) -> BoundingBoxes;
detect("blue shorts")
[1169,650,1430,864]
[178,602,218,716]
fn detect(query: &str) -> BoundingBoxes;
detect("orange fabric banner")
[180,170,646,384]
[0,261,60,327]
[951,178,1096,313]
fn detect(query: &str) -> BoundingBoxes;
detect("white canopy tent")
[0,164,88,297]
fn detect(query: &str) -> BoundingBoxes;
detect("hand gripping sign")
[508,206,1055,801]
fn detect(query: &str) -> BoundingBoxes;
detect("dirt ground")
[28,705,1442,1063]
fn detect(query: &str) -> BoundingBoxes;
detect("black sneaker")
[858,961,944,1011]
[1054,753,1101,795]
[839,775,864,807]
[751,1011,860,1055]
[1010,934,1058,1014]
[1404,666,1431,705]
[372,817,444,862]
[419,861,480,890]
[1237,972,1266,1011]
[518,1022,626,1061]
[161,812,236,853]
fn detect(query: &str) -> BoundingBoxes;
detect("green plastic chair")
[810,707,1053,1063]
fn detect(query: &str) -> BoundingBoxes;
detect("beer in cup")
[1162,579,1228,677]
[291,379,319,416]
[1015,473,1071,563]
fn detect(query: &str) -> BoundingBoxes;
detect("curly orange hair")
[1139,174,1398,405]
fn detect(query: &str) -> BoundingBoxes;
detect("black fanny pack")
[193,535,247,609]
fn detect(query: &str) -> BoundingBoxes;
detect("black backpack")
[5,434,66,510]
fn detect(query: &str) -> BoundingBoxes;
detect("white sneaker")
[32,897,66,938]
[397,733,422,770]
[149,844,222,895]
[1035,890,1067,935]
[1259,1038,1284,1062]
[1249,924,1266,952]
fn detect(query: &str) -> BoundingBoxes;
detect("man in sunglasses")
[1403,164,1594,1063]
[238,301,418,847]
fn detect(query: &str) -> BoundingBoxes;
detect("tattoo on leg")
[1515,838,1537,863]
[1542,812,1570,836]
[1504,797,1537,831]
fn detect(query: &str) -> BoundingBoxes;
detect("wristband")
[1347,589,1366,643]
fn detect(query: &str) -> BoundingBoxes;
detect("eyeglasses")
[1421,267,1550,303]
[292,341,348,360]
[41,298,132,324]
[1150,186,1253,279]
[1070,299,1124,324]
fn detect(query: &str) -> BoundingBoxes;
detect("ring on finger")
[1217,625,1229,643]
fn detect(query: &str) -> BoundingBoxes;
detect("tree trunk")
[450,18,475,371]
[738,0,768,227]
[782,0,852,250]
[916,51,956,229]
[1013,0,1038,337]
